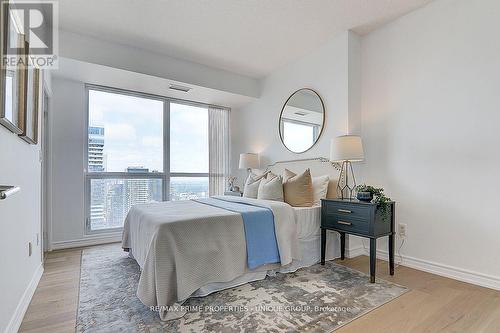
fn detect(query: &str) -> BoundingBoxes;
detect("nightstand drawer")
[325,202,371,221]
[324,216,370,234]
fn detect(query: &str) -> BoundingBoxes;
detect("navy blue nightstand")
[321,198,395,283]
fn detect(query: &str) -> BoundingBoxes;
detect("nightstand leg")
[321,228,326,265]
[370,238,376,283]
[340,232,346,260]
[389,233,395,275]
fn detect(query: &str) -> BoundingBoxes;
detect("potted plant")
[355,184,392,223]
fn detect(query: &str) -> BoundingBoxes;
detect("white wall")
[0,76,46,332]
[361,0,500,287]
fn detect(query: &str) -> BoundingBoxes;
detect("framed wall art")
[0,0,26,134]
[19,41,40,144]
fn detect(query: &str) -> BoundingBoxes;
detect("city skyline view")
[88,125,209,230]
[88,89,210,231]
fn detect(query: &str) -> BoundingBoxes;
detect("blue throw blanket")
[194,198,280,269]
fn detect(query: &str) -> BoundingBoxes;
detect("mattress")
[293,205,321,239]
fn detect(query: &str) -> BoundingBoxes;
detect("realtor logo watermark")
[1,0,58,69]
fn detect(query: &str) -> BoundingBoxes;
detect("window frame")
[84,84,225,235]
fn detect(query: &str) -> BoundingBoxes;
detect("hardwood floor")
[335,257,500,333]
[19,248,82,333]
[19,244,500,333]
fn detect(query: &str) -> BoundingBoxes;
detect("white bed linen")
[294,205,321,239]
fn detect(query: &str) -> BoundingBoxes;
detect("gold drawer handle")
[338,221,352,226]
[338,209,352,213]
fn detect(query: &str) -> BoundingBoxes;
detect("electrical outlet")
[398,223,407,239]
[28,242,33,257]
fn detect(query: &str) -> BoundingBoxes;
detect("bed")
[122,159,340,321]
[122,196,339,320]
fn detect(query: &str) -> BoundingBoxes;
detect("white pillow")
[257,175,284,202]
[242,173,266,198]
[312,175,330,205]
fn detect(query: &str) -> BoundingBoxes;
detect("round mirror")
[279,89,325,153]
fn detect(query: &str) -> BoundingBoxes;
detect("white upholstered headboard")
[261,157,341,199]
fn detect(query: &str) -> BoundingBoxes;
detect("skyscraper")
[88,127,106,229]
[106,182,125,228]
[88,127,105,172]
[124,167,150,212]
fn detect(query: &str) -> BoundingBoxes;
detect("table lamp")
[330,135,364,199]
[239,153,259,175]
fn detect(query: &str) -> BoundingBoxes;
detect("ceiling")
[58,0,433,79]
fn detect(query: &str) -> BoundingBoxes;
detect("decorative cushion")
[282,169,296,182]
[312,175,330,205]
[242,172,267,198]
[282,169,313,207]
[257,175,284,201]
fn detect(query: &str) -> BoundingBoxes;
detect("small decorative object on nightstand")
[321,198,395,283]
[356,191,373,202]
[224,191,243,197]
[227,176,237,192]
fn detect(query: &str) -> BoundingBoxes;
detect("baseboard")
[352,247,500,291]
[5,263,44,333]
[346,246,365,259]
[51,234,122,250]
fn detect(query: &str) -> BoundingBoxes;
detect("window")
[282,120,318,153]
[170,103,208,173]
[169,102,209,198]
[88,90,164,173]
[86,87,212,233]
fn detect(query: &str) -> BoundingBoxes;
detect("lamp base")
[337,160,357,200]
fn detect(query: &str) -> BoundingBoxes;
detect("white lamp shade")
[239,153,259,169]
[330,135,364,162]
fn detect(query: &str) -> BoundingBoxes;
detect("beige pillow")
[242,173,266,198]
[257,175,284,201]
[282,169,313,207]
[282,169,296,182]
[312,175,330,205]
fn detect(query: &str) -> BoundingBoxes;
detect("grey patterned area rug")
[77,245,407,332]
